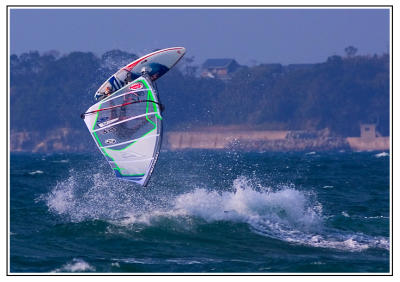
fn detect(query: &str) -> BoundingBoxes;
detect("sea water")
[10,150,390,273]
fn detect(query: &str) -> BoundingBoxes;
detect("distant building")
[201,58,240,80]
[360,124,382,139]
[346,123,388,151]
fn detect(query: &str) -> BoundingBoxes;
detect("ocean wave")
[341,211,350,217]
[113,257,222,265]
[172,177,389,252]
[52,258,95,272]
[29,170,44,175]
[174,177,323,231]
[375,152,389,158]
[51,159,69,163]
[42,171,389,253]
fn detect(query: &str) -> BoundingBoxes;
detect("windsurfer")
[95,86,114,101]
[124,71,133,85]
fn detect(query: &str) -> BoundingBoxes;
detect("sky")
[9,8,390,65]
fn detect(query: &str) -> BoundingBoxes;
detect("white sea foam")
[46,175,77,214]
[174,177,322,231]
[171,177,388,252]
[375,152,389,158]
[53,258,95,272]
[341,211,350,217]
[29,170,43,175]
[43,171,389,253]
[114,257,221,266]
[111,262,120,268]
[52,159,69,163]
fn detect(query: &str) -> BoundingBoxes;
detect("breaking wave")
[52,258,95,272]
[375,152,389,158]
[41,171,389,253]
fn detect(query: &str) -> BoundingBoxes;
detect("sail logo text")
[129,83,143,90]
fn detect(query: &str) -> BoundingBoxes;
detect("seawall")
[346,137,390,151]
[10,128,390,153]
[10,128,89,153]
[166,130,289,150]
[165,129,351,152]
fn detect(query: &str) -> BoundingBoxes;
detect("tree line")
[10,49,389,138]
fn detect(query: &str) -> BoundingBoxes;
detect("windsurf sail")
[82,76,163,186]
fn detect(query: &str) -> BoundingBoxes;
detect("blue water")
[10,150,390,273]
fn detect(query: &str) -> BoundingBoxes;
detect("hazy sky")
[10,8,390,65]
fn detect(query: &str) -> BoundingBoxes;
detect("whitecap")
[375,152,389,158]
[29,170,43,175]
[52,258,95,272]
[42,170,390,253]
[364,215,389,219]
[119,258,156,265]
[341,211,350,217]
[174,176,323,236]
[111,262,120,268]
[52,159,69,163]
[172,177,389,252]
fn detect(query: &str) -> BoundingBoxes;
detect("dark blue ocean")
[10,150,390,273]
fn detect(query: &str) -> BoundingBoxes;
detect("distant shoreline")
[10,128,389,153]
[166,130,389,152]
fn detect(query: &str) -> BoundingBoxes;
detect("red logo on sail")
[129,82,143,90]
